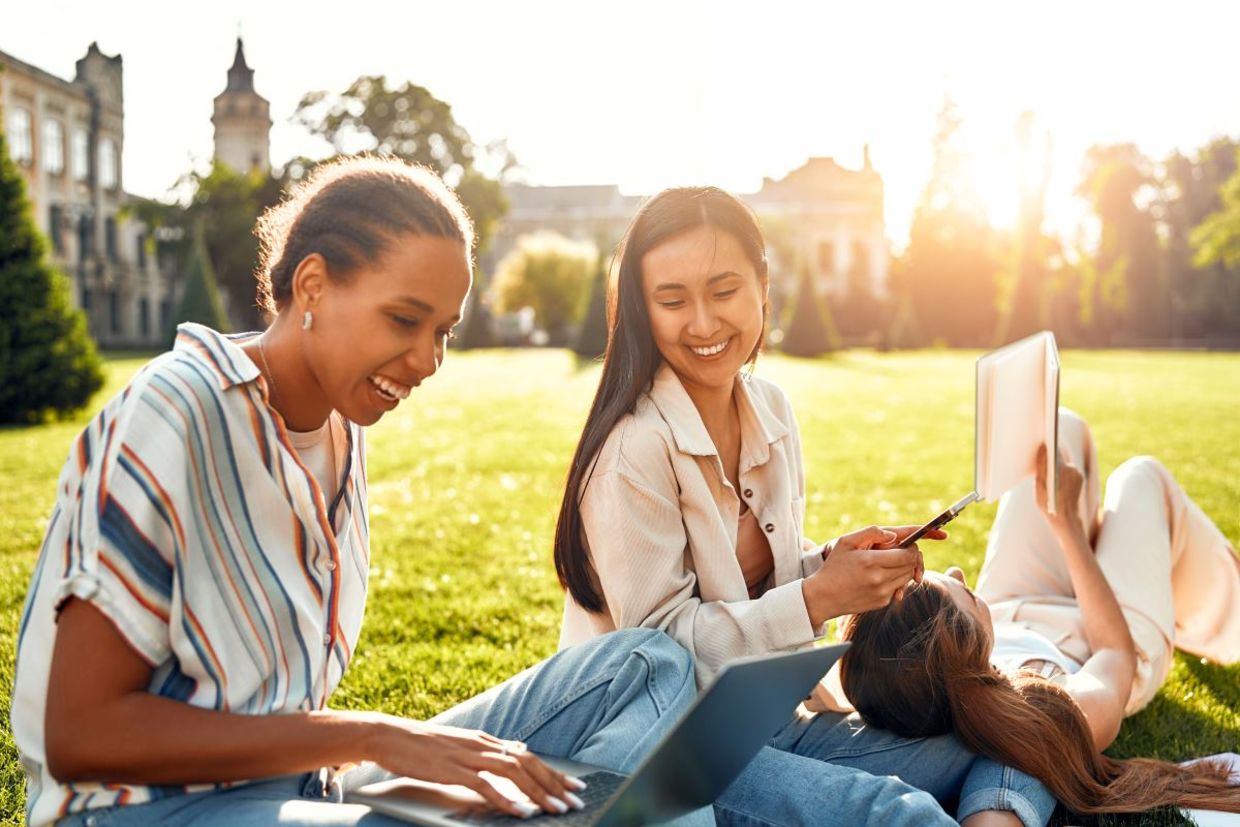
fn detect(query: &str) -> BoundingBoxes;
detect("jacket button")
[743,488,754,499]
[764,523,775,533]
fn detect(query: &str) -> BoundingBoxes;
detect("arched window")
[72,129,90,181]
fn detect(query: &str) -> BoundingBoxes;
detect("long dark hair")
[553,186,768,612]
[841,581,1240,815]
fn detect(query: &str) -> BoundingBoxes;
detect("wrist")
[356,712,401,764]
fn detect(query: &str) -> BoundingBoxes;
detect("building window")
[49,205,65,254]
[72,128,90,182]
[78,213,92,260]
[160,299,171,334]
[109,290,121,334]
[8,109,33,165]
[99,137,118,189]
[136,232,148,269]
[42,119,65,175]
[139,297,150,338]
[105,216,118,261]
[81,287,93,313]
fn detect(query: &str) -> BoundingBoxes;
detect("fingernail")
[567,776,588,791]
[566,792,586,810]
[514,801,540,818]
[547,796,569,814]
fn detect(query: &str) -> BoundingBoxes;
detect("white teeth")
[369,375,410,401]
[690,339,730,357]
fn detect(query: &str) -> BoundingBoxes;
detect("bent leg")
[977,408,1101,603]
[714,746,956,827]
[430,628,699,773]
[770,712,1055,827]
[1093,456,1240,711]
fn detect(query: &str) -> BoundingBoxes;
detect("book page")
[976,332,1057,504]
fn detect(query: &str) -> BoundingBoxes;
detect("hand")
[367,716,585,818]
[804,525,936,625]
[1036,443,1084,533]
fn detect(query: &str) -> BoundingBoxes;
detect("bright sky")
[6,0,1239,248]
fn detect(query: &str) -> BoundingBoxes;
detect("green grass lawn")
[2,348,1238,826]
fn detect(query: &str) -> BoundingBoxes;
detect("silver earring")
[302,311,313,330]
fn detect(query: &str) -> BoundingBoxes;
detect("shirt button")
[325,560,337,571]
[323,634,332,646]
[764,523,775,533]
[85,817,98,827]
[743,488,754,499]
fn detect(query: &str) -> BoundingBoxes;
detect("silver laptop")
[346,643,848,827]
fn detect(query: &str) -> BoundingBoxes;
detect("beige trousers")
[976,409,1240,716]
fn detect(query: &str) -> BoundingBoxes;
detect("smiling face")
[639,224,767,396]
[928,567,994,647]
[303,233,472,426]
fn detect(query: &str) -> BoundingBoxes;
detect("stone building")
[491,152,888,303]
[1,42,171,347]
[211,38,271,175]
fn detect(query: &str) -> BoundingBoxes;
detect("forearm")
[49,691,382,785]
[1054,522,1136,662]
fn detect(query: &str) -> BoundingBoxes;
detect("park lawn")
[1,348,1238,826]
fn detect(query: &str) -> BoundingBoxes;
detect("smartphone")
[897,492,979,548]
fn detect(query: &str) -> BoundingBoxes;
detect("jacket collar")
[648,363,788,468]
[173,322,262,390]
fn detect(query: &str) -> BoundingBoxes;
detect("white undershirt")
[286,419,338,503]
[991,622,1082,678]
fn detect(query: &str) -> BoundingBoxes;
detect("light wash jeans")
[53,629,952,827]
[769,710,1058,827]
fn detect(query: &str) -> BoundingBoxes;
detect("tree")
[172,224,231,337]
[294,75,511,256]
[0,129,104,422]
[897,96,1004,347]
[781,263,840,358]
[994,111,1054,345]
[573,249,610,358]
[492,233,595,346]
[456,271,495,350]
[1076,144,1163,343]
[834,240,885,340]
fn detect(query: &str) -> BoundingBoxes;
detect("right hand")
[367,716,585,818]
[803,525,925,625]
[1036,443,1085,535]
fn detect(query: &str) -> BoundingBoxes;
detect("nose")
[945,566,966,584]
[404,334,441,384]
[686,299,721,340]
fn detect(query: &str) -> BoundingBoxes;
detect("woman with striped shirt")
[13,157,710,826]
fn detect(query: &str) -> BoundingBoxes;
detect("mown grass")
[2,348,1237,826]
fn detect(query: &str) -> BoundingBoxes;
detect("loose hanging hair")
[840,582,1240,815]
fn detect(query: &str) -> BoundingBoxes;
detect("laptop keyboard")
[445,770,627,826]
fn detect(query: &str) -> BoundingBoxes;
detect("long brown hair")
[840,581,1240,815]
[552,187,768,612]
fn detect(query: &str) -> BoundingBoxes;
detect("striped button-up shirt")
[13,323,370,827]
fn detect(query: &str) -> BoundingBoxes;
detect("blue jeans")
[769,711,1057,826]
[55,630,949,826]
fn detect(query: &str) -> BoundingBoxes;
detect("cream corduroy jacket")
[559,364,828,689]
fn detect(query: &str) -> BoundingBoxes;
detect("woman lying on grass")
[554,185,1059,827]
[837,409,1240,817]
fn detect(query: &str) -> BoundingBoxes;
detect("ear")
[290,253,329,313]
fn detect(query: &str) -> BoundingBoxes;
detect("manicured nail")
[513,801,540,818]
[567,776,588,791]
[547,796,569,814]
[565,792,586,810]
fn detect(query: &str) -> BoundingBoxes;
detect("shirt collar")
[173,322,262,390]
[648,363,789,464]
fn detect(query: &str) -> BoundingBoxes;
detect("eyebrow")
[392,296,461,324]
[652,271,745,292]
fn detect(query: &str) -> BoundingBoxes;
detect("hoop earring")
[302,311,313,331]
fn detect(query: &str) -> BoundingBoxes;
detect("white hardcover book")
[975,331,1060,512]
